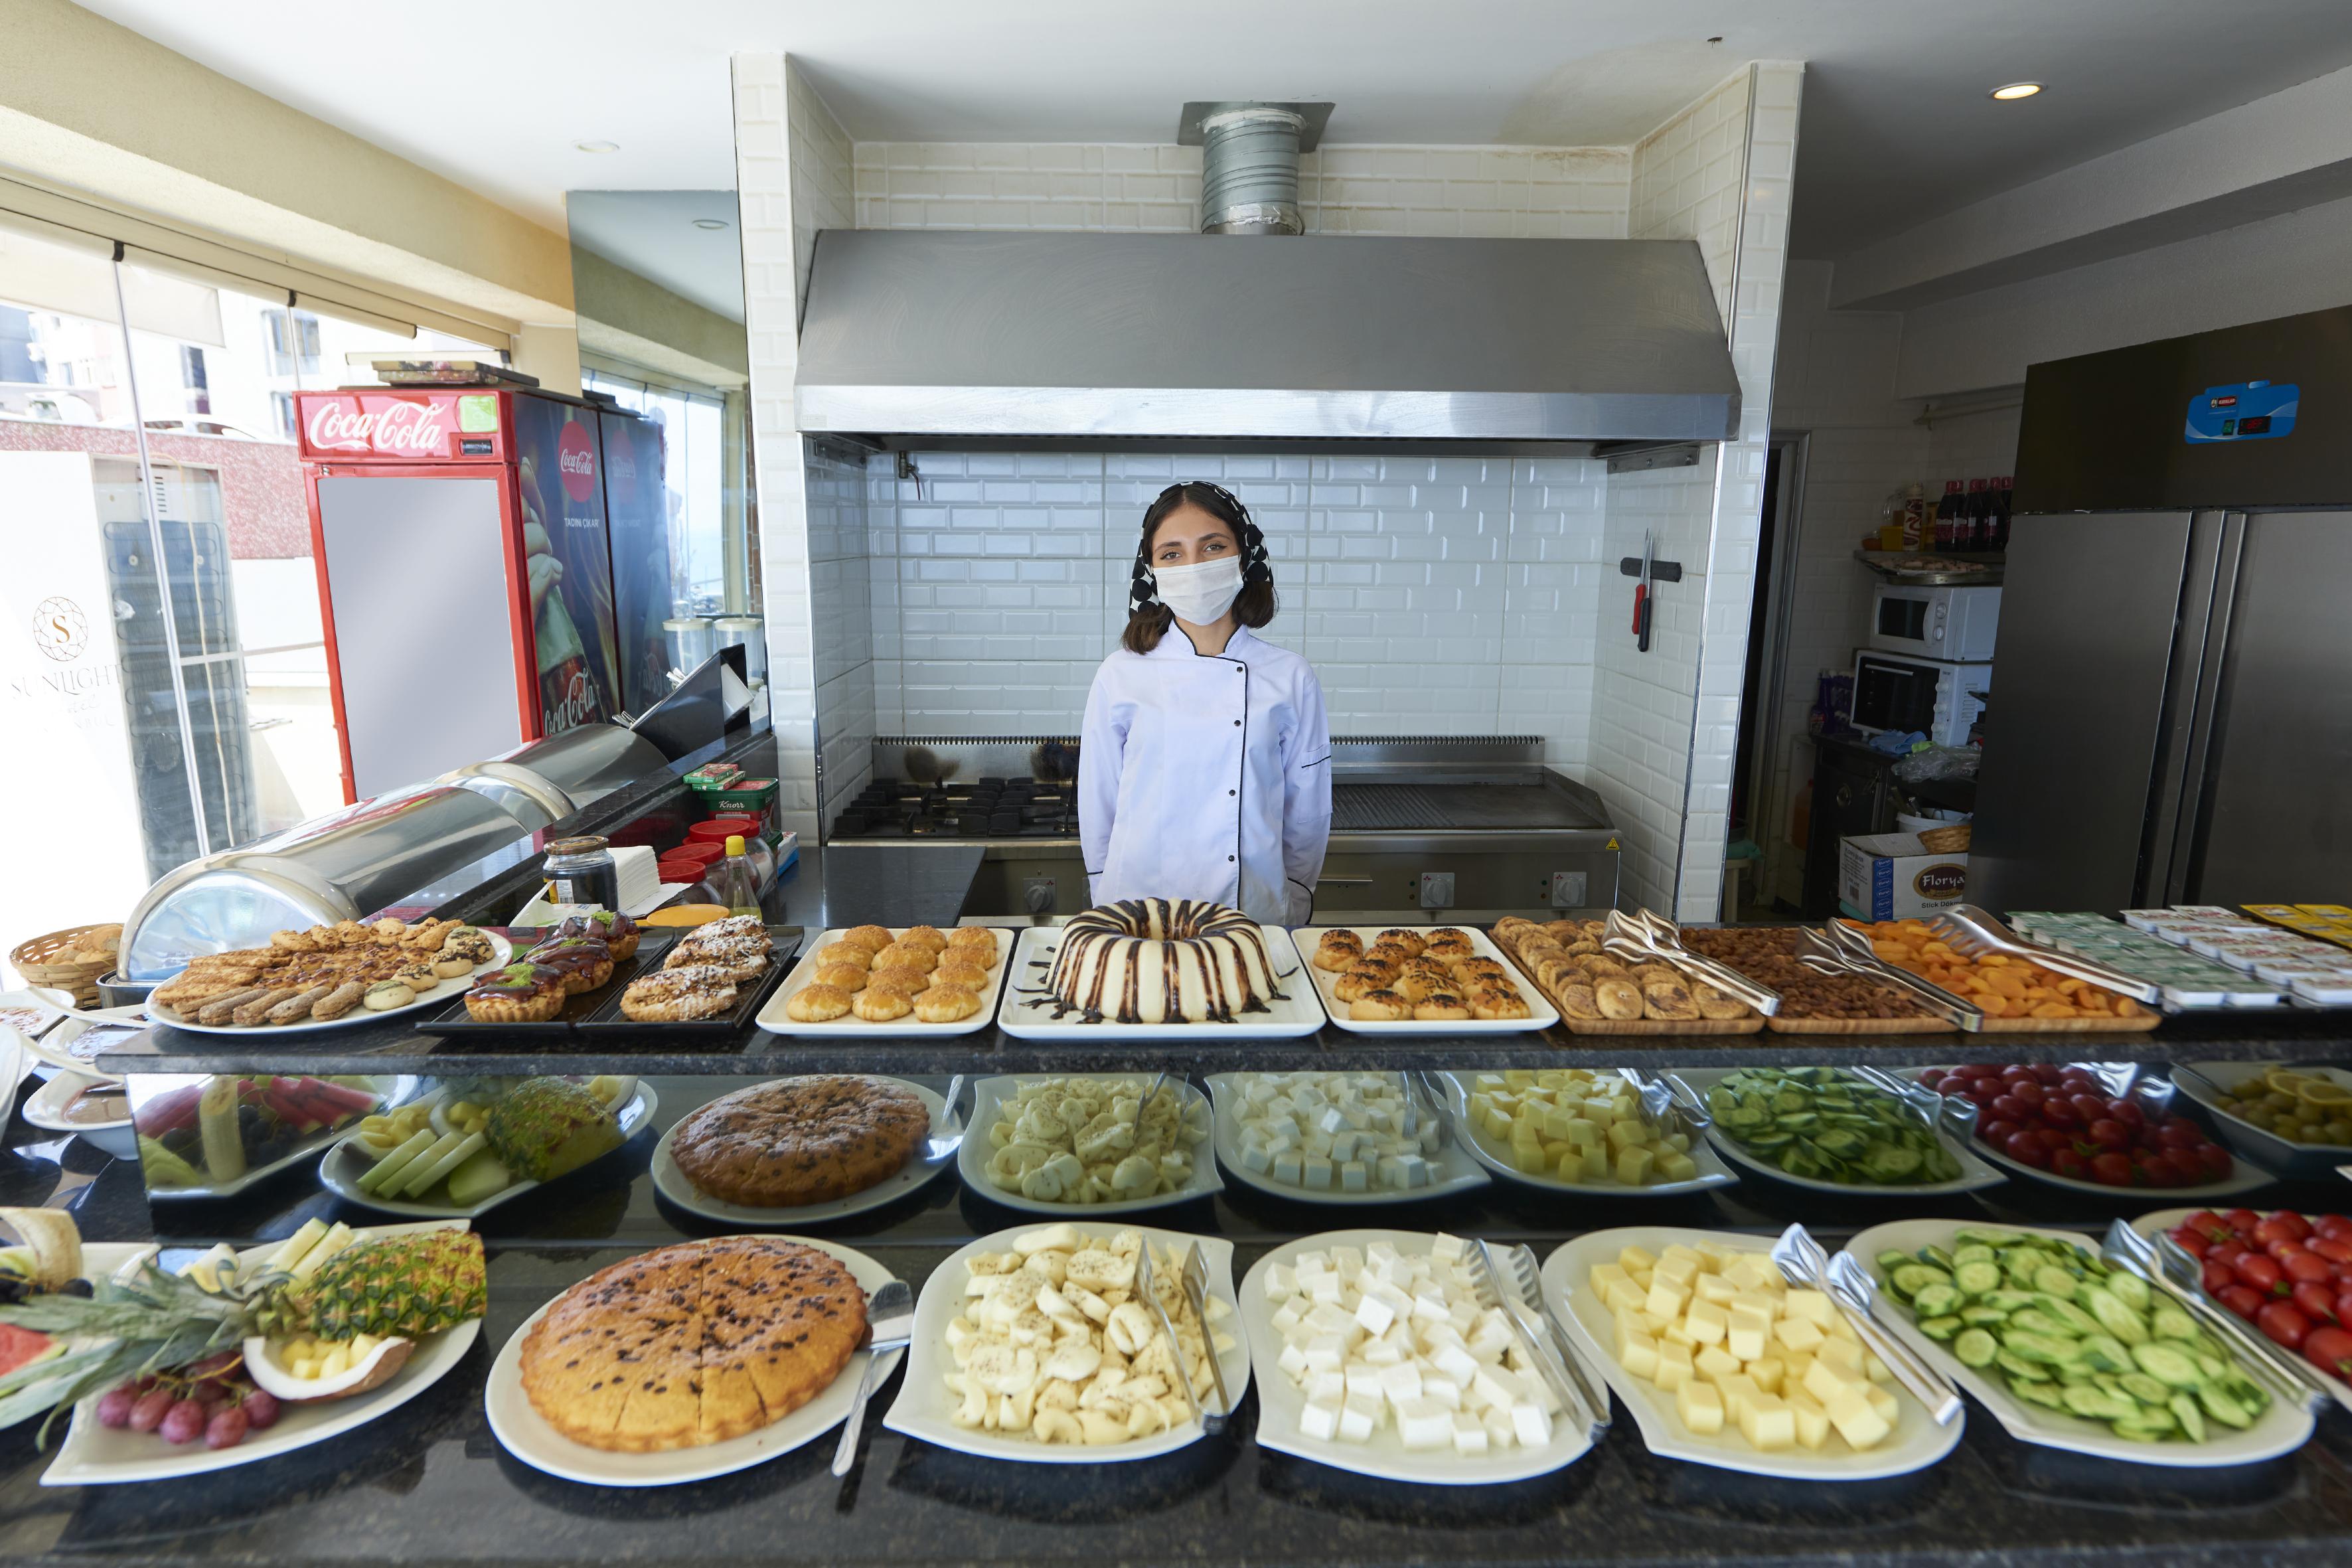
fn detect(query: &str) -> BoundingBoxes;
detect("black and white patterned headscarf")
[1127,481,1274,616]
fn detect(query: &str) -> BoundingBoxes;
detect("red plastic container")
[686,818,761,846]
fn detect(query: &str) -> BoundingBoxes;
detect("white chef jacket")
[1079,623,1332,927]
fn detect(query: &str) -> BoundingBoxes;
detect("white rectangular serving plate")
[1541,1225,1965,1482]
[1433,1071,1737,1197]
[1843,1217,2315,1468]
[1239,1228,1595,1485]
[317,1083,659,1217]
[882,1223,1250,1464]
[2165,1062,2352,1178]
[755,927,1013,1036]
[44,1221,481,1485]
[996,925,1329,1040]
[1205,1073,1489,1206]
[1671,1067,2007,1198]
[2129,1206,2352,1411]
[1290,926,1557,1034]
[957,1075,1223,1216]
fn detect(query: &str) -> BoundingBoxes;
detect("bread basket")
[1915,824,1972,854]
[11,923,122,1006]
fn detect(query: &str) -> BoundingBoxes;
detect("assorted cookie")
[1492,917,1757,1027]
[153,918,499,1027]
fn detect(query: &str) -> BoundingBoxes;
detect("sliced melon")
[357,1129,439,1195]
[269,1217,330,1273]
[289,1223,354,1281]
[399,1131,486,1199]
[444,1147,513,1208]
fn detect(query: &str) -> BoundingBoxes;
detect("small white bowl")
[23,1071,138,1159]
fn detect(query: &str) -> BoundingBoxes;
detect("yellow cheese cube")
[1562,1117,1601,1150]
[1781,1289,1836,1328]
[1653,1342,1695,1393]
[1473,1073,1508,1093]
[1583,1099,1619,1129]
[1865,1352,1893,1385]
[1539,1105,1573,1140]
[1818,1337,1865,1377]
[1618,1330,1661,1381]
[1782,1350,1815,1386]
[1693,1344,1744,1384]
[1802,1357,1863,1409]
[1715,1373,1761,1427]
[1660,1319,1695,1348]
[1615,1145,1656,1186]
[1510,1118,1543,1150]
[1603,1278,1646,1316]
[1695,1241,1736,1270]
[1665,1131,1692,1154]
[1590,1261,1627,1293]
[1866,1383,1900,1426]
[1616,1245,1658,1275]
[1731,1289,1780,1320]
[1747,1356,1785,1395]
[1783,1387,1832,1450]
[1739,1392,1797,1452]
[1480,1107,1513,1140]
[1579,1144,1610,1182]
[1773,1315,1826,1355]
[1656,1249,1701,1284]
[1824,1310,1860,1344]
[1683,1298,1729,1347]
[1722,1254,1775,1293]
[1512,1142,1549,1174]
[1727,1304,1772,1364]
[1504,1069,1535,1090]
[1693,1273,1737,1306]
[1656,1152,1698,1183]
[1821,1380,1892,1450]
[1644,1277,1689,1320]
[1605,1118,1646,1153]
[1674,1377,1725,1435]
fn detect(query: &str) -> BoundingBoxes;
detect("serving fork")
[830,1279,915,1476]
[1771,1225,1963,1425]
[925,1074,967,1160]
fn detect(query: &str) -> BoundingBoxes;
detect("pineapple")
[485,1078,621,1183]
[263,1230,488,1342]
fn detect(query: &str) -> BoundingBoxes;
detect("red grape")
[2090,1152,2135,1186]
[129,1389,174,1433]
[95,1386,136,1429]
[2310,1237,2352,1266]
[2236,1254,2286,1294]
[2304,1324,2352,1381]
[159,1399,208,1445]
[202,1405,248,1450]
[2284,1250,2334,1285]
[2292,1281,2339,1323]
[2088,1119,2130,1152]
[2257,1300,2314,1350]
[240,1389,281,1431]
[2006,1130,2055,1169]
[2204,1259,2237,1294]
[2220,1284,2266,1318]
[2053,1148,2092,1182]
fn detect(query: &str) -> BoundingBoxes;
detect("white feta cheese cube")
[1302,1333,1346,1374]
[1432,1342,1482,1389]
[1396,1397,1451,1450]
[1338,1160,1370,1192]
[1299,1395,1341,1441]
[1354,1293,1398,1338]
[1377,1362,1424,1406]
[1265,1263,1299,1300]
[1273,1150,1302,1185]
[1450,1411,1490,1455]
[1510,1399,1553,1447]
[1277,1342,1311,1379]
[1338,1392,1380,1444]
[1307,1370,1346,1403]
[1359,1337,1404,1368]
[1239,1136,1272,1173]
[1315,1105,1347,1137]
[1303,1156,1334,1190]
[1332,1247,1364,1277]
[1270,1302,1304,1337]
[1432,1232,1466,1262]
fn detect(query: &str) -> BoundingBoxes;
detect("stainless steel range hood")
[793,230,1739,447]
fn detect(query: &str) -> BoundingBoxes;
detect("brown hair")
[1121,482,1277,654]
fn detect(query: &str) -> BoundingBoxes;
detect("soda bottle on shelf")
[1932,481,1962,550]
[1992,475,2014,550]
[713,834,763,919]
[1964,477,1990,550]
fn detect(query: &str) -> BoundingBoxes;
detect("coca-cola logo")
[305,396,454,457]
[548,668,598,732]
[1913,863,1968,899]
[557,421,596,501]
[607,444,636,503]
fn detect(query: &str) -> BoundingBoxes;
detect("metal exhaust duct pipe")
[1178,100,1334,235]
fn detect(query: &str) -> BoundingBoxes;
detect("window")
[270,390,296,439]
[259,307,321,376]
[178,343,210,416]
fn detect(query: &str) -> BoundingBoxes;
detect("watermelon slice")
[0,1322,56,1377]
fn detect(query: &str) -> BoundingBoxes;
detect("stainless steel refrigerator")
[1970,301,2352,914]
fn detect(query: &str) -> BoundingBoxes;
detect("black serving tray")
[573,924,801,1038]
[414,928,686,1040]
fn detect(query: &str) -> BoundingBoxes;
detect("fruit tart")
[524,935,615,994]
[463,962,568,1023]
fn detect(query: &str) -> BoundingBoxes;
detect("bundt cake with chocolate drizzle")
[1033,898,1287,1024]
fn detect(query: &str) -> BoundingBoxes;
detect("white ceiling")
[565,191,745,322]
[70,0,2352,268]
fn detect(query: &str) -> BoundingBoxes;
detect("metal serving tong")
[1601,910,1782,1016]
[1771,1225,1964,1426]
[1134,1241,1214,1433]
[1849,1063,1980,1142]
[1799,924,1986,1032]
[2099,1219,2335,1415]
[1472,1237,1608,1441]
[1927,905,2163,1005]
[1621,1067,1710,1142]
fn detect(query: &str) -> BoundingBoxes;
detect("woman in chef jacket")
[1080,481,1332,926]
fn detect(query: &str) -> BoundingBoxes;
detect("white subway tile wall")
[865,451,1607,770]
[809,443,877,815]
[852,143,1630,238]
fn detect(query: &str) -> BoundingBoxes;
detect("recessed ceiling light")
[575,139,620,153]
[1990,82,2043,101]
[692,218,730,230]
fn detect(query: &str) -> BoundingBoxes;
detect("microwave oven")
[1867,583,2001,661]
[1850,650,1990,747]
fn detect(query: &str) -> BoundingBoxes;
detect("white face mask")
[1151,556,1245,625]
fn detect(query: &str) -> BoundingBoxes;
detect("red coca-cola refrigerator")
[295,386,645,801]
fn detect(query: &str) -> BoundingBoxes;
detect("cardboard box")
[1838,832,1969,922]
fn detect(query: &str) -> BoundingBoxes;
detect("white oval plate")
[1672,1068,2005,1198]
[957,1075,1221,1217]
[882,1222,1249,1464]
[2166,1062,2352,1179]
[1433,1072,1737,1197]
[319,1085,659,1217]
[144,1076,417,1201]
[650,1078,954,1225]
[485,1235,899,1486]
[40,1221,481,1484]
[997,926,1330,1040]
[22,1070,135,1160]
[1905,1066,2274,1200]
[0,1242,150,1430]
[1206,1073,1489,1206]
[147,933,513,1035]
[1289,926,1558,1034]
[1541,1225,1965,1481]
[1843,1217,2315,1468]
[755,927,1014,1036]
[1240,1228,1595,1485]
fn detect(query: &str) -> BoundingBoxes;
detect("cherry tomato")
[2210,1242,2251,1271]
[2158,1119,2206,1150]
[2041,1096,2082,1128]
[2312,1214,2352,1243]
[1991,1095,2029,1122]
[2256,1213,2313,1247]
[2303,1324,2352,1381]
[2335,1289,2352,1326]
[2219,1284,2266,1319]
[2059,1073,2098,1097]
[2038,1128,2073,1152]
[2001,1064,2036,1084]
[2283,1249,2335,1285]
[2292,1281,2339,1324]
[2197,1144,2234,1180]
[2088,1119,2131,1152]
[2270,1237,2310,1263]
[2090,1151,2134,1186]
[2224,1208,2266,1234]
[2027,1063,2062,1085]
[2308,1237,2352,1266]
[2203,1259,2238,1294]
[2185,1209,2231,1237]
[2163,1148,2207,1186]
[2011,1080,2047,1107]
[1978,1119,2020,1148]
[2110,1099,2148,1130]
[2007,1130,2055,1169]
[2236,1253,2286,1294]
[2257,1300,2313,1350]
[2176,1229,2211,1259]
[2053,1148,2092,1182]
